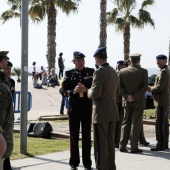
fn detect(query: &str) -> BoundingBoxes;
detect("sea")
[11,67,159,82]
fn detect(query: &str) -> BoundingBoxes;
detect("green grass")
[11,133,70,160]
[143,109,156,118]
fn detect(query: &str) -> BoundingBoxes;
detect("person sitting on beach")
[47,68,59,87]
[33,73,42,89]
[41,72,47,85]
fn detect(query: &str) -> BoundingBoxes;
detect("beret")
[117,60,125,65]
[129,53,141,58]
[156,54,167,60]
[7,61,13,67]
[73,51,85,59]
[0,51,9,60]
[93,47,106,57]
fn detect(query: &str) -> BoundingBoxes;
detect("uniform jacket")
[0,79,14,158]
[87,63,119,124]
[60,67,95,115]
[151,65,170,106]
[119,65,148,108]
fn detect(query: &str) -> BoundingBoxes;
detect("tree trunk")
[46,2,56,74]
[99,0,107,48]
[123,23,130,61]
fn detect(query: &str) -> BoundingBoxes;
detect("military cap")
[0,51,9,60]
[73,51,85,59]
[129,53,141,58]
[156,54,167,60]
[117,60,125,65]
[7,61,13,67]
[93,47,106,57]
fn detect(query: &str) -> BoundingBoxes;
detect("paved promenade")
[11,81,170,170]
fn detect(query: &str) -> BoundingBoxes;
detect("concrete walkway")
[11,81,170,170]
[11,138,170,170]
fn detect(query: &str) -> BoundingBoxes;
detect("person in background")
[41,72,48,86]
[58,52,65,79]
[3,61,15,170]
[33,73,42,89]
[148,54,170,151]
[119,53,148,153]
[39,66,46,81]
[47,68,59,87]
[88,47,119,170]
[60,51,94,170]
[115,60,128,148]
[4,61,15,99]
[32,61,36,80]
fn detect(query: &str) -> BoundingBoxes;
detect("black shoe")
[115,144,119,148]
[60,112,64,115]
[150,147,164,151]
[120,148,128,152]
[84,167,93,170]
[131,149,143,153]
[70,166,77,170]
[139,141,150,146]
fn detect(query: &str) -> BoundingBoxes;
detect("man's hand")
[127,95,134,102]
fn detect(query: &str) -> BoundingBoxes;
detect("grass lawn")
[143,109,156,119]
[11,133,70,160]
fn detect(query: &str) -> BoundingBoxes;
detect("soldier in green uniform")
[148,54,170,151]
[0,51,14,169]
[88,47,119,170]
[0,127,6,159]
[119,53,148,153]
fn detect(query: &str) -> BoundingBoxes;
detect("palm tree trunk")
[123,23,130,61]
[46,2,56,74]
[99,0,107,48]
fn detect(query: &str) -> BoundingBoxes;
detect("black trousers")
[68,113,92,168]
[59,67,63,79]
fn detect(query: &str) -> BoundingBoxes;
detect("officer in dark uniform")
[60,51,95,170]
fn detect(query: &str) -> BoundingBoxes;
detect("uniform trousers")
[155,106,169,148]
[93,122,116,170]
[115,102,124,147]
[68,113,92,168]
[120,106,143,151]
[0,158,4,170]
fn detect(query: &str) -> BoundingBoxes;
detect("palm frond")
[107,8,118,24]
[141,0,155,9]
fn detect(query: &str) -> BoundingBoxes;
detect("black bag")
[27,122,53,139]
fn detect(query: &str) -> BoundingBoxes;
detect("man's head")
[93,47,107,66]
[4,61,13,78]
[156,54,167,68]
[116,60,128,70]
[0,51,9,70]
[129,53,141,65]
[72,51,85,71]
[59,52,63,57]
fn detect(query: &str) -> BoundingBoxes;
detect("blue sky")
[0,0,170,71]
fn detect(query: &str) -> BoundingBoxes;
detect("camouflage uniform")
[0,78,14,158]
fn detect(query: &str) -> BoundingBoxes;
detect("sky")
[0,0,170,72]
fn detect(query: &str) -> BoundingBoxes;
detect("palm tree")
[107,0,155,61]
[99,0,107,48]
[0,0,26,26]
[29,0,77,74]
[13,68,21,82]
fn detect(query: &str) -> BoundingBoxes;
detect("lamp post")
[20,0,28,154]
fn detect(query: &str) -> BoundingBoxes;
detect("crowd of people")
[0,48,170,170]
